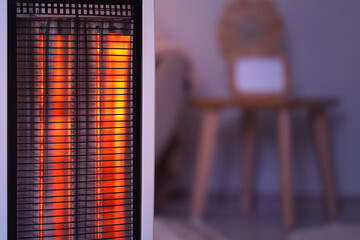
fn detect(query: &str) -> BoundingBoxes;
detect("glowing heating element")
[101,34,131,239]
[38,34,45,239]
[67,35,72,238]
[50,35,72,239]
[95,32,101,239]
[35,32,131,239]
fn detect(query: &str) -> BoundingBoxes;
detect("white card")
[234,56,286,93]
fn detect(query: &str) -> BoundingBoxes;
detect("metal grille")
[16,2,132,17]
[11,1,141,239]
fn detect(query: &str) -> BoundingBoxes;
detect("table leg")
[241,110,257,215]
[190,109,220,220]
[310,108,338,220]
[277,108,295,229]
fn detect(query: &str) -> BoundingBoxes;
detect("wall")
[155,0,360,197]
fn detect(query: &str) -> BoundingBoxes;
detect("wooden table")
[190,97,339,229]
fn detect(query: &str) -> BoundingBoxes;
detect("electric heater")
[3,0,154,239]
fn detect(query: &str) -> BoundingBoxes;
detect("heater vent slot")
[10,0,142,239]
[16,2,133,17]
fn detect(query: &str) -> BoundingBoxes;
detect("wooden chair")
[190,0,338,229]
[189,97,339,229]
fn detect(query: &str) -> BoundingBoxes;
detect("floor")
[155,194,360,240]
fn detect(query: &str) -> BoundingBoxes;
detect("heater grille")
[16,2,133,17]
[10,1,142,239]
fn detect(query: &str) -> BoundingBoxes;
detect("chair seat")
[192,96,339,109]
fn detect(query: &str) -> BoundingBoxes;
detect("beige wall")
[155,0,360,197]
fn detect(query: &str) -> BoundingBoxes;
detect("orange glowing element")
[39,34,44,240]
[37,33,130,239]
[101,34,131,239]
[67,35,72,238]
[51,35,72,240]
[95,32,101,239]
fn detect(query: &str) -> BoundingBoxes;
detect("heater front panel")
[10,1,142,239]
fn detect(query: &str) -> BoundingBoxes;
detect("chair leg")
[277,108,295,229]
[310,108,338,220]
[241,110,257,215]
[190,109,220,220]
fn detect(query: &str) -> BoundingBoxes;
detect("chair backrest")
[218,0,289,100]
[229,52,290,100]
[218,0,283,59]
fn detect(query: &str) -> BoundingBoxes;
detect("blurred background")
[152,0,360,239]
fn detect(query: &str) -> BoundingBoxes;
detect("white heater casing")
[0,0,155,239]
[1,0,8,238]
[142,0,155,239]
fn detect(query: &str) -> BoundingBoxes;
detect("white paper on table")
[234,56,286,94]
